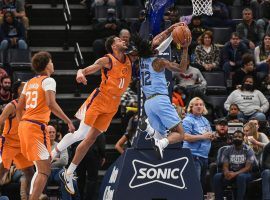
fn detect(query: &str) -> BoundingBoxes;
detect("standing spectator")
[0,0,29,29]
[224,75,269,121]
[207,118,230,192]
[0,11,27,50]
[76,133,106,200]
[236,8,264,49]
[0,75,11,111]
[193,30,220,71]
[232,53,257,89]
[48,125,80,200]
[221,32,249,79]
[213,130,256,200]
[183,97,213,190]
[254,33,270,74]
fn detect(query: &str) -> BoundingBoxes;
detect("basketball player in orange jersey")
[0,81,34,199]
[16,51,76,200]
[55,23,183,194]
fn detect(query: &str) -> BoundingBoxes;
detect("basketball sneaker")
[153,138,164,160]
[59,169,75,195]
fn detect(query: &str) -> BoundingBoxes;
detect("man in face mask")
[213,130,257,200]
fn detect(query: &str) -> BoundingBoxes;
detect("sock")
[67,163,77,175]
[159,138,169,149]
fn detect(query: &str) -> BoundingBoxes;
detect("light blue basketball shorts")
[144,94,181,135]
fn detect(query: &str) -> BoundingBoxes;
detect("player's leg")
[51,121,91,159]
[29,160,51,200]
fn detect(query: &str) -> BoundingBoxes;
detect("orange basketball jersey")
[99,54,132,97]
[22,76,51,124]
[2,100,20,148]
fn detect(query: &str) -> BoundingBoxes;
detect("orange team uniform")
[75,54,132,132]
[0,100,33,169]
[18,76,53,161]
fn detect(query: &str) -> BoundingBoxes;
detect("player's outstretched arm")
[76,57,110,85]
[45,90,75,133]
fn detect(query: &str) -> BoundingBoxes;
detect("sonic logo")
[129,157,188,189]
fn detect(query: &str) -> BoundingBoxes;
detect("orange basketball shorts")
[18,120,51,161]
[82,88,120,132]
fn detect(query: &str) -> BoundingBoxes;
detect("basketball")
[172,25,192,46]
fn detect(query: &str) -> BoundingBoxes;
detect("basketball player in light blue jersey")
[134,24,191,159]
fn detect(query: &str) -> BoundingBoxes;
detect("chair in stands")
[202,71,227,95]
[7,49,31,70]
[229,6,244,19]
[12,71,35,82]
[206,95,228,118]
[121,6,140,19]
[211,27,232,45]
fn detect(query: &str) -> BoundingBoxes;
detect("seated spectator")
[236,8,264,49]
[0,75,12,112]
[261,143,270,200]
[173,57,207,101]
[256,0,270,33]
[48,125,80,200]
[0,0,29,29]
[254,33,270,75]
[193,30,220,71]
[130,9,146,35]
[0,11,27,50]
[243,121,269,165]
[115,113,138,154]
[225,75,269,121]
[213,130,257,200]
[172,85,186,108]
[188,15,206,58]
[226,103,245,122]
[221,32,249,79]
[183,97,213,191]
[232,53,257,89]
[201,0,234,27]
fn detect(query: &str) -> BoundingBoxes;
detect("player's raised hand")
[76,69,87,85]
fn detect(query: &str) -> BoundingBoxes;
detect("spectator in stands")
[0,0,29,29]
[207,118,230,192]
[183,97,213,190]
[188,16,206,58]
[232,53,256,89]
[119,29,132,52]
[92,8,127,58]
[173,56,207,102]
[115,113,138,154]
[167,7,180,24]
[254,33,270,74]
[236,8,264,49]
[221,32,249,79]
[213,130,256,200]
[75,133,105,200]
[172,85,186,108]
[48,125,80,200]
[193,30,220,71]
[130,9,146,34]
[256,0,270,33]
[225,75,269,121]
[243,121,269,165]
[261,143,270,200]
[201,0,233,27]
[0,75,11,111]
[0,11,27,50]
[226,103,245,122]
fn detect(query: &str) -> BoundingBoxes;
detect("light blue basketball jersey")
[140,57,168,98]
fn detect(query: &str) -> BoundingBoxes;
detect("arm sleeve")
[42,77,56,92]
[156,34,173,54]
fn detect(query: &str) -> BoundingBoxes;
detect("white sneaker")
[59,169,75,195]
[153,138,164,160]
